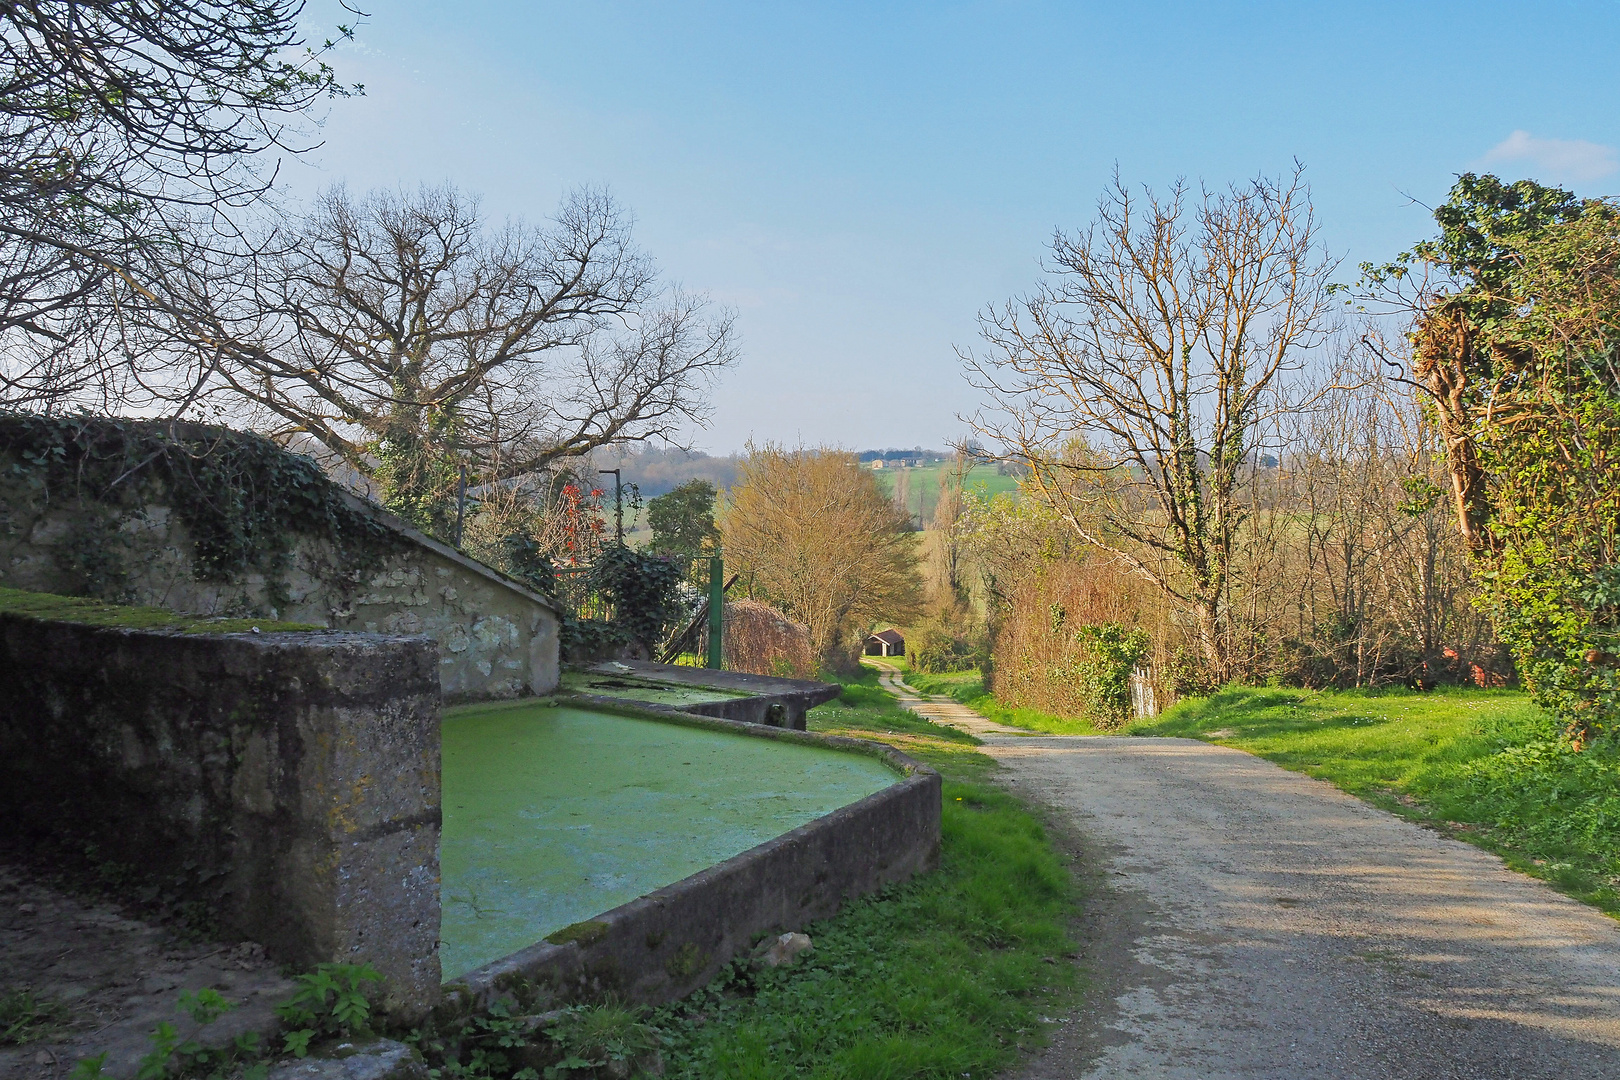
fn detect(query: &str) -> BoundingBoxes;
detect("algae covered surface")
[438,702,900,979]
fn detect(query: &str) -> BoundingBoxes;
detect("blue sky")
[292,1,1620,453]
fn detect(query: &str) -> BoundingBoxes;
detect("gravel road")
[874,666,1620,1079]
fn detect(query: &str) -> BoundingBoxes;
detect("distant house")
[864,628,906,657]
[870,459,885,469]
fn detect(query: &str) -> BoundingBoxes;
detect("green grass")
[1,987,72,1045]
[902,667,1108,735]
[812,670,989,780]
[870,464,1021,523]
[0,585,321,634]
[1133,685,1620,915]
[902,669,981,702]
[642,673,1078,1078]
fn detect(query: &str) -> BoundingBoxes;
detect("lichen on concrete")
[0,617,444,1015]
[0,585,321,634]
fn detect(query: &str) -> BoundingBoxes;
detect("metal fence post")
[706,555,724,669]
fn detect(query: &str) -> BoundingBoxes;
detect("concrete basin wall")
[0,615,443,1015]
[0,609,941,1022]
[448,695,941,1012]
[584,660,842,729]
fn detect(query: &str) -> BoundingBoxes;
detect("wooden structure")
[863,628,906,657]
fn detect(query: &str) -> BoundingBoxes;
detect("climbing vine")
[0,413,402,594]
[1368,176,1620,744]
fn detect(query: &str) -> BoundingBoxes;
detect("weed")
[68,1053,109,1080]
[178,990,233,1027]
[275,962,382,1056]
[544,1003,659,1079]
[1,987,71,1045]
[432,998,541,1080]
[131,990,267,1080]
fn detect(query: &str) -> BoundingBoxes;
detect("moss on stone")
[544,920,610,947]
[0,586,322,634]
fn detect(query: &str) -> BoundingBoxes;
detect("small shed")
[864,628,906,657]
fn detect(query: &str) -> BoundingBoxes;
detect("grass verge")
[641,672,1078,1079]
[903,668,1107,736]
[1131,685,1620,916]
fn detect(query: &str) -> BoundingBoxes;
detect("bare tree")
[1286,359,1479,687]
[0,0,357,404]
[178,184,735,530]
[964,167,1337,680]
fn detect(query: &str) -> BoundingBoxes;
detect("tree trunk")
[1194,599,1226,684]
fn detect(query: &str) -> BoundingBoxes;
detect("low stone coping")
[443,696,941,1013]
[583,660,842,729]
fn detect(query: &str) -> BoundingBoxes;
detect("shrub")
[565,545,688,658]
[1066,623,1151,727]
[907,613,987,674]
[723,599,816,679]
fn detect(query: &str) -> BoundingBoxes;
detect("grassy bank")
[645,672,1078,1078]
[903,668,1106,735]
[1134,686,1620,915]
[901,662,1620,916]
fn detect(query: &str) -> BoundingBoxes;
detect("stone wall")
[0,423,559,702]
[0,615,442,1015]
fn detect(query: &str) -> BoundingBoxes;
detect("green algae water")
[439,703,899,979]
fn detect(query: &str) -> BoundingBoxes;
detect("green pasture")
[870,464,1021,523]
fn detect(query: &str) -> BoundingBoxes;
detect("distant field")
[871,463,1020,523]
[592,460,1020,547]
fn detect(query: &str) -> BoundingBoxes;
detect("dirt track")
[873,664,1620,1079]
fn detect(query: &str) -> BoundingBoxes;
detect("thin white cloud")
[1482,130,1618,184]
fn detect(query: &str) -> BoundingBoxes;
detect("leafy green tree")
[1370,174,1620,744]
[647,479,720,556]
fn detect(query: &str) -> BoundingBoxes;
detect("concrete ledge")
[446,698,941,1011]
[585,660,841,729]
[0,614,443,1015]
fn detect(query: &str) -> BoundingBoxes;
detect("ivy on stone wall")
[0,412,402,592]
[559,545,690,658]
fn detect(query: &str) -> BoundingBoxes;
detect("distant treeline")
[856,447,952,464]
[590,445,986,497]
[591,446,743,498]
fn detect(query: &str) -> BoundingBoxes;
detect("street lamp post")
[598,468,624,544]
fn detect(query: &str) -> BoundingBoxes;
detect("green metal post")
[706,554,724,669]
